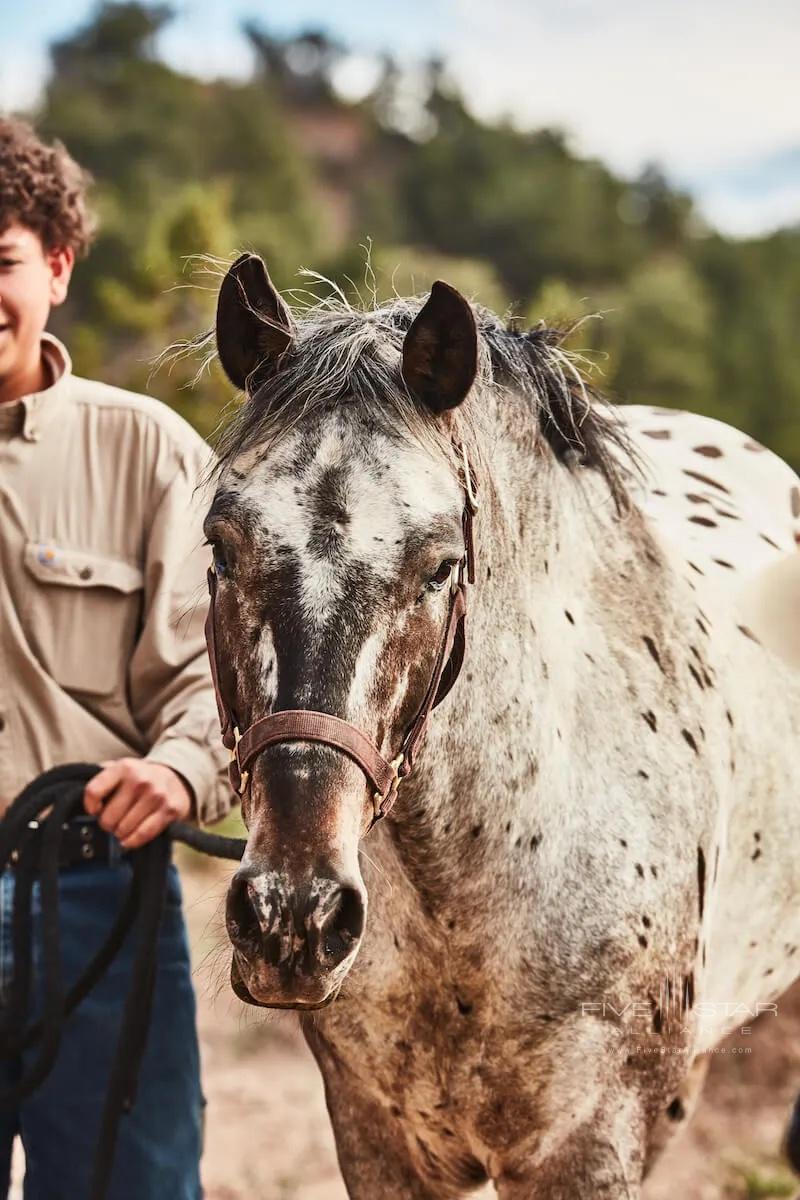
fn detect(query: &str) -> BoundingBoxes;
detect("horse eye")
[426,559,456,592]
[207,538,230,579]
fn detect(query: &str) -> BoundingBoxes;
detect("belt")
[10,816,127,870]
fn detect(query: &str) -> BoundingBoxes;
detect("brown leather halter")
[204,448,478,825]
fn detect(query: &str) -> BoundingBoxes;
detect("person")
[0,116,231,1199]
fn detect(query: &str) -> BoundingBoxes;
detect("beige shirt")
[0,335,231,823]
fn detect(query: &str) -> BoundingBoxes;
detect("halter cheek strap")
[204,454,477,825]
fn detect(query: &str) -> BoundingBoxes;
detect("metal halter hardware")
[204,448,478,825]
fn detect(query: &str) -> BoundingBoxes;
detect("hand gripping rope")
[0,762,245,1200]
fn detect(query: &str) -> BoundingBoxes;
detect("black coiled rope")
[0,763,245,1200]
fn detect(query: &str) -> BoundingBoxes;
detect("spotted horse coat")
[621,406,800,1036]
[207,260,800,1200]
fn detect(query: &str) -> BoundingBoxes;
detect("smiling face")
[0,223,73,404]
[213,255,480,1007]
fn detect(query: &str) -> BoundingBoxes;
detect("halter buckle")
[231,726,250,795]
[372,752,405,819]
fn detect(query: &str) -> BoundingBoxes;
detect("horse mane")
[210,293,637,512]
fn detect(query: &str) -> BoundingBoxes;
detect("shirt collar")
[0,334,72,442]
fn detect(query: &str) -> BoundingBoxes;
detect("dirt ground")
[183,853,800,1200]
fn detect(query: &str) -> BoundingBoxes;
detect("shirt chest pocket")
[22,541,144,697]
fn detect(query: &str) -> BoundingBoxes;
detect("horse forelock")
[207,292,638,515]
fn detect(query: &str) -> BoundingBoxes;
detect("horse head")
[207,254,479,1008]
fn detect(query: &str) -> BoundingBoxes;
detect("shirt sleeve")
[127,437,233,826]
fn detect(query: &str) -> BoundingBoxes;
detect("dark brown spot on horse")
[642,636,664,672]
[682,730,699,754]
[697,847,706,920]
[688,663,704,690]
[682,468,731,494]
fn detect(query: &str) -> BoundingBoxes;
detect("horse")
[202,253,800,1198]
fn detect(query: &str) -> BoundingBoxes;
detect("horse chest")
[312,976,552,1172]
[313,892,683,1148]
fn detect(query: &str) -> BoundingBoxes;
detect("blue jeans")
[0,859,204,1199]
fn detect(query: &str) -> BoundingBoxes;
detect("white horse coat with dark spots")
[207,257,800,1198]
[622,407,800,1048]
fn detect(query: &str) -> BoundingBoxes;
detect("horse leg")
[494,1059,710,1200]
[496,1055,710,1199]
[303,1023,474,1199]
[492,1088,648,1200]
[495,1127,641,1200]
[321,1079,472,1199]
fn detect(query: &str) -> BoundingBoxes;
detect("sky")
[3,0,799,237]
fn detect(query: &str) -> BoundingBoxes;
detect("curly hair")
[0,116,96,257]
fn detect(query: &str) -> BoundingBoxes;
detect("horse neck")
[382,394,637,904]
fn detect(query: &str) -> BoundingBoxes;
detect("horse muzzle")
[225,866,366,1008]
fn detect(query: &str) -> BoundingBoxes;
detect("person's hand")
[83,759,193,850]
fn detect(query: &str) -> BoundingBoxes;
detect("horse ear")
[402,281,478,414]
[216,253,294,390]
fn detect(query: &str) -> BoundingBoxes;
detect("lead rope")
[0,762,246,1200]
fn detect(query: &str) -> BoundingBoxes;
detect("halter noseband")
[204,448,478,826]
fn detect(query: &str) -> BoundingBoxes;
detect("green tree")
[18,2,799,467]
[604,257,714,411]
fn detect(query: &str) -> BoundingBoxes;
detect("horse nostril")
[316,885,365,966]
[226,873,256,944]
[226,868,286,960]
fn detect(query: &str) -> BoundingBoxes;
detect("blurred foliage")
[19,2,800,464]
[734,1161,797,1198]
